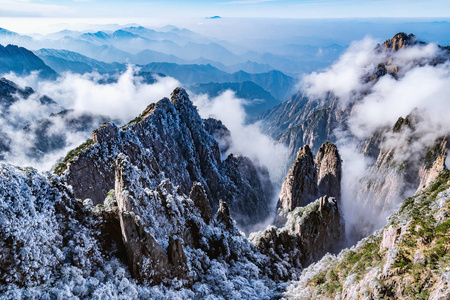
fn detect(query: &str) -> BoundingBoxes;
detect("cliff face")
[251,196,342,280]
[284,170,450,300]
[383,32,417,51]
[57,88,273,230]
[353,116,449,237]
[257,92,343,158]
[278,141,342,213]
[250,141,343,279]
[278,145,318,212]
[259,33,450,239]
[0,159,278,298]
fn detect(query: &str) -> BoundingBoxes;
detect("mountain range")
[0,31,449,299]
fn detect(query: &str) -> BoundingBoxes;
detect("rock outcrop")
[58,88,273,229]
[383,32,417,51]
[278,141,342,214]
[257,92,343,158]
[251,141,343,279]
[115,154,191,285]
[316,141,342,201]
[354,115,449,235]
[251,196,342,280]
[285,170,450,299]
[278,145,318,212]
[0,88,289,297]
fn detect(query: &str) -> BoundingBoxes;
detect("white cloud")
[302,37,450,241]
[193,90,289,184]
[0,66,181,171]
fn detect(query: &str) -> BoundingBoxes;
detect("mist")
[301,36,450,242]
[192,90,290,231]
[0,66,180,170]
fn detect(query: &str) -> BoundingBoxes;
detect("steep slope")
[0,159,277,298]
[258,32,450,238]
[257,32,449,158]
[257,90,343,158]
[278,142,342,213]
[249,141,343,280]
[285,169,450,299]
[56,88,273,230]
[0,44,58,79]
[0,87,299,298]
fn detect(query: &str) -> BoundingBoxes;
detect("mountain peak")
[383,32,417,51]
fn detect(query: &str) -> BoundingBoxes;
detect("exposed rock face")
[278,145,318,212]
[203,117,232,155]
[316,141,342,200]
[383,32,417,51]
[417,137,448,191]
[259,33,450,241]
[278,142,342,213]
[216,199,233,230]
[354,115,449,234]
[92,122,119,143]
[251,142,343,280]
[285,170,450,300]
[189,182,213,224]
[257,92,343,158]
[60,88,273,229]
[115,154,190,285]
[0,155,281,297]
[380,225,402,251]
[251,196,342,279]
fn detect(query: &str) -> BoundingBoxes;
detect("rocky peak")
[278,145,318,212]
[383,32,417,51]
[251,195,342,279]
[59,88,273,229]
[216,199,233,230]
[315,141,342,201]
[278,141,342,213]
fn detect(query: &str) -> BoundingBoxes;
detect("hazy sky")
[2,0,450,20]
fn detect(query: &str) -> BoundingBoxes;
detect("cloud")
[301,37,450,242]
[0,66,180,171]
[301,37,385,104]
[192,90,289,184]
[10,66,180,123]
[192,90,290,231]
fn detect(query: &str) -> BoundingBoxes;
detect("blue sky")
[1,0,450,19]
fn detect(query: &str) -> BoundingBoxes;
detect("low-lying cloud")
[193,90,289,184]
[0,66,180,170]
[301,36,450,242]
